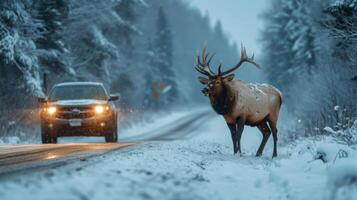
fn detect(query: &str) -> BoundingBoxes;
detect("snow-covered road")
[0,109,211,175]
[0,108,356,200]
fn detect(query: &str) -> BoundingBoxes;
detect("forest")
[1,1,357,199]
[261,0,357,141]
[0,0,238,139]
[0,0,356,142]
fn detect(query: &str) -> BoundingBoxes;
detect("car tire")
[113,125,118,142]
[105,127,118,143]
[51,136,58,144]
[41,134,50,144]
[105,117,118,143]
[41,123,57,144]
[42,134,57,144]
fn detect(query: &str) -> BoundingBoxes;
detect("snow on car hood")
[49,99,107,106]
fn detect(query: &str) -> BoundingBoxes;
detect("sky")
[188,0,268,56]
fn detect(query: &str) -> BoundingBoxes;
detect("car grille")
[56,106,95,119]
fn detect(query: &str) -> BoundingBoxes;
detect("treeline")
[261,0,357,136]
[0,0,237,137]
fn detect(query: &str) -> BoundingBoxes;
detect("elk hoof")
[255,152,262,157]
[272,153,278,158]
[234,152,242,156]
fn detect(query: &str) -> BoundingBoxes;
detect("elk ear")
[224,74,235,82]
[197,77,209,85]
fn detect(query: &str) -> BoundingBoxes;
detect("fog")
[0,0,356,140]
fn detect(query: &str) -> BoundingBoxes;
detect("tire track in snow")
[120,109,214,141]
[0,109,213,175]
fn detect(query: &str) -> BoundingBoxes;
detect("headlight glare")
[47,107,57,115]
[95,105,104,114]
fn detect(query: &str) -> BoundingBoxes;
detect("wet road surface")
[0,109,212,175]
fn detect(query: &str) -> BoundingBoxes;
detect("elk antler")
[218,43,261,76]
[195,47,216,77]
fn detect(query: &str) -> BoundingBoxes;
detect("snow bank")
[0,136,21,144]
[314,122,357,163]
[327,160,357,200]
[311,137,357,199]
[323,120,357,145]
[328,160,357,187]
[1,109,357,200]
[314,143,351,163]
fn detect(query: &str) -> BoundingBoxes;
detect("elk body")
[195,45,282,157]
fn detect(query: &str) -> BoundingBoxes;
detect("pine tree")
[0,0,43,136]
[323,0,357,70]
[35,0,73,75]
[109,0,143,106]
[143,39,159,110]
[261,0,317,106]
[0,0,43,95]
[153,7,177,107]
[214,21,224,40]
[113,0,138,57]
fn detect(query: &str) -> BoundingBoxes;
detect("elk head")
[195,44,261,99]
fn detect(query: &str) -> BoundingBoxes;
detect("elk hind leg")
[256,122,271,157]
[268,116,279,158]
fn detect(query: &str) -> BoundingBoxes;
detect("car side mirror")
[37,97,47,104]
[38,97,47,103]
[108,95,119,101]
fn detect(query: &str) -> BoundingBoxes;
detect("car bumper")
[42,115,115,137]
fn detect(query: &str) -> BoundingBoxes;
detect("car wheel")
[41,134,50,144]
[112,125,118,142]
[51,136,58,144]
[105,119,118,143]
[41,124,57,144]
[41,124,50,144]
[42,134,57,144]
[105,128,118,143]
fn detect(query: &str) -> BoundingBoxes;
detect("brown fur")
[222,79,282,126]
[201,77,282,157]
[195,45,282,158]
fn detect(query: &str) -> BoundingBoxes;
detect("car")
[38,82,119,144]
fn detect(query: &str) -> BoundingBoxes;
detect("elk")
[195,45,282,158]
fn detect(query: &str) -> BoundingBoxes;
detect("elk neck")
[209,83,235,115]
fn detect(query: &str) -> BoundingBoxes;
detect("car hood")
[49,99,107,106]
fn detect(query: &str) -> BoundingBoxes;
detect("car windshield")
[49,85,108,101]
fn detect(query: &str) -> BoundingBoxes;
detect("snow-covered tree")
[63,0,120,83]
[152,7,177,107]
[261,0,357,136]
[34,0,73,76]
[261,0,317,110]
[142,39,159,110]
[0,0,43,137]
[0,0,239,138]
[321,0,357,127]
[109,0,143,107]
[112,0,141,58]
[323,0,357,73]
[0,0,43,96]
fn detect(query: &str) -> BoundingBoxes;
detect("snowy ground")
[0,109,357,200]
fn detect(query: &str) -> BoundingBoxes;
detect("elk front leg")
[227,123,238,154]
[236,118,245,154]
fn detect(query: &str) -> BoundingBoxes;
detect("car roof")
[54,82,104,87]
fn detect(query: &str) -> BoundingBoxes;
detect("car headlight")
[95,105,109,114]
[47,106,57,115]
